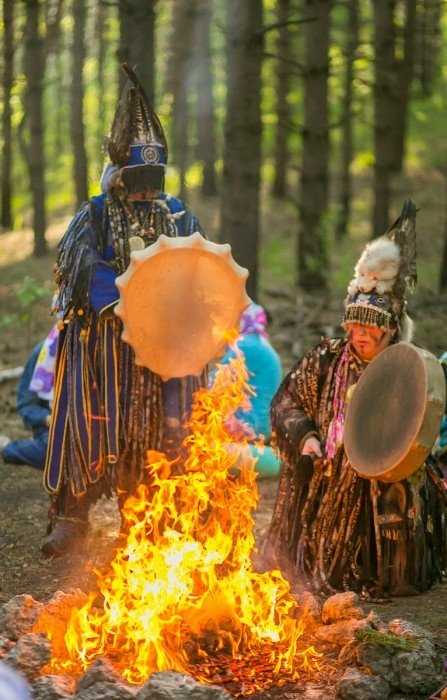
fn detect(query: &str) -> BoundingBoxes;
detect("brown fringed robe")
[266,338,447,595]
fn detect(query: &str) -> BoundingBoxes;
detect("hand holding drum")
[301,436,323,459]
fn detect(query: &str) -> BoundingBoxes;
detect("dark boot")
[41,516,88,558]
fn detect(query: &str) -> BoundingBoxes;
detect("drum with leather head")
[344,342,446,482]
[114,232,250,380]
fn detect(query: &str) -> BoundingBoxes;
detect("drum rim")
[344,342,435,480]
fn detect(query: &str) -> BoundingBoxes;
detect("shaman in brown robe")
[265,337,447,596]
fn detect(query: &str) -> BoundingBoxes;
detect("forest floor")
[1,180,447,696]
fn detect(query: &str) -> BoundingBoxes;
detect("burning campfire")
[32,352,319,695]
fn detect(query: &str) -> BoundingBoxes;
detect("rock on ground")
[77,658,126,690]
[335,667,390,700]
[302,685,332,699]
[392,642,443,695]
[5,632,51,680]
[76,682,137,699]
[0,634,14,659]
[359,642,399,688]
[387,619,433,642]
[0,594,44,640]
[298,591,322,625]
[315,617,369,646]
[32,674,75,699]
[358,620,443,696]
[75,658,137,699]
[321,593,364,625]
[136,671,233,700]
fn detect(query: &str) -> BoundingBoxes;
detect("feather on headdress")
[343,199,417,341]
[108,63,168,166]
[106,64,168,193]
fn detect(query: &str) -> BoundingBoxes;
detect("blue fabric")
[3,432,48,470]
[127,143,166,166]
[90,261,119,313]
[91,192,106,218]
[88,194,201,314]
[17,343,50,431]
[220,334,282,439]
[249,445,280,477]
[1,342,50,470]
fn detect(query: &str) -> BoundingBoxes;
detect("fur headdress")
[343,200,417,342]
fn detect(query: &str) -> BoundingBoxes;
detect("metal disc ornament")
[115,233,251,380]
[344,342,446,483]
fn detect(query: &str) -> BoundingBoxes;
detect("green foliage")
[0,313,17,330]
[2,0,447,296]
[355,627,418,652]
[16,275,48,309]
[0,277,48,344]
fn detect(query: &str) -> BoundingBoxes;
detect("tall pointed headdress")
[343,200,417,341]
[107,63,168,192]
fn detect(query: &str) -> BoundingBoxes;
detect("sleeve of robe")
[263,341,335,566]
[53,201,105,319]
[270,344,326,462]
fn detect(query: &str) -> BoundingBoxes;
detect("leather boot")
[41,516,88,558]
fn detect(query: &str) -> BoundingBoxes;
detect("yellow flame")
[38,350,319,693]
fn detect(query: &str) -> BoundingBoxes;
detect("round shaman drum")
[115,232,250,380]
[344,342,446,482]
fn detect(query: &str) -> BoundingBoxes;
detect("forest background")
[1,0,447,635]
[1,0,447,370]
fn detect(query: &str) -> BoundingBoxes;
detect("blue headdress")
[107,63,168,192]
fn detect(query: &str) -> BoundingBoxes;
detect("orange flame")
[39,351,319,693]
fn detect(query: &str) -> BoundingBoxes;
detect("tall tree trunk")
[372,0,397,237]
[220,0,263,300]
[70,0,89,206]
[167,1,197,201]
[23,0,47,256]
[53,49,65,159]
[195,0,217,197]
[118,0,156,104]
[335,0,359,240]
[1,0,14,230]
[272,0,291,199]
[390,0,417,173]
[95,0,107,151]
[298,0,332,291]
[372,0,417,236]
[21,0,63,256]
[417,0,442,97]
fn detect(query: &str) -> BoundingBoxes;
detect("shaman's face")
[127,189,160,202]
[347,323,393,362]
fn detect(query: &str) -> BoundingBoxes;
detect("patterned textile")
[265,338,447,595]
[29,325,59,401]
[240,302,268,338]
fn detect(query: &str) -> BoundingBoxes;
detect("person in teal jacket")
[218,303,282,477]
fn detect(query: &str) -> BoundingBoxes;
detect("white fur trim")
[348,237,400,296]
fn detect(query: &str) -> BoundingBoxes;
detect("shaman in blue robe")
[44,191,207,505]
